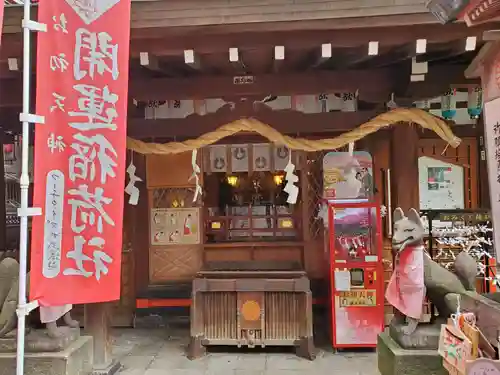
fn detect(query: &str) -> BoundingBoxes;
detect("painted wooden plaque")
[150,208,200,245]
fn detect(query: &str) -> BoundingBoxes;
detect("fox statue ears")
[393,207,424,227]
[393,207,404,222]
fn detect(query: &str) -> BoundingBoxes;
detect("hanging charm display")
[441,88,457,120]
[415,99,430,111]
[467,86,483,119]
[348,142,355,156]
[283,150,299,204]
[189,149,202,202]
[125,152,142,206]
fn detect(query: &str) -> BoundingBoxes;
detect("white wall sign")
[484,98,500,260]
[418,156,464,210]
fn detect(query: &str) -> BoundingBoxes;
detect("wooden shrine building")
[0,0,497,332]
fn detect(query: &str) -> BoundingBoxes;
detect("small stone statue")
[0,257,22,338]
[386,208,477,347]
[0,257,79,340]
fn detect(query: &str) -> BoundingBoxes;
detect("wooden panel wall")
[150,245,202,282]
[146,152,197,188]
[204,244,303,264]
[146,152,204,284]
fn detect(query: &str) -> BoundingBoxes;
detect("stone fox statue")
[386,208,477,335]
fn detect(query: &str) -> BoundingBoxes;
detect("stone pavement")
[113,328,379,375]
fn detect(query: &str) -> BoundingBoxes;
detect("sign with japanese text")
[30,0,131,306]
[484,98,500,262]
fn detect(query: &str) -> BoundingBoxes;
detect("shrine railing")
[204,204,301,243]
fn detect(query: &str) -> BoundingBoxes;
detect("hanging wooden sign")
[233,76,255,85]
[438,323,474,375]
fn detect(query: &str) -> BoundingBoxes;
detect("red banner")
[30,0,131,306]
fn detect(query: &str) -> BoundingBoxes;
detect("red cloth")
[385,245,426,320]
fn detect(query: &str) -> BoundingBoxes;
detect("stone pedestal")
[378,331,446,375]
[0,335,93,375]
[0,327,82,353]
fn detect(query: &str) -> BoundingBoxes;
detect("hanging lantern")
[426,0,470,24]
[3,144,16,163]
[467,86,483,119]
[441,88,457,120]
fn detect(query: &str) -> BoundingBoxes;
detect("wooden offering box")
[188,261,315,360]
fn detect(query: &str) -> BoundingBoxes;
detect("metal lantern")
[3,143,16,163]
[441,88,457,120]
[426,0,471,24]
[467,86,483,119]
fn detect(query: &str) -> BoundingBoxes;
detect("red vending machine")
[327,200,385,349]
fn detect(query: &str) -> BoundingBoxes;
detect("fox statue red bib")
[386,244,426,320]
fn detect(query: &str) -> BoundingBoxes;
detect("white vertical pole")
[16,0,32,374]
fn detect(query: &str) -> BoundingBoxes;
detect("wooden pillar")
[84,302,121,374]
[0,141,7,250]
[132,153,149,293]
[391,125,420,212]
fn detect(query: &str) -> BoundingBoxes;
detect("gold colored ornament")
[241,300,261,321]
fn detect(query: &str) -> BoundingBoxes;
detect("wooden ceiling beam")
[127,107,383,140]
[273,45,285,73]
[126,22,497,58]
[0,64,476,108]
[2,19,495,60]
[310,43,332,68]
[184,49,201,70]
[229,47,239,64]
[139,52,163,72]
[129,68,396,102]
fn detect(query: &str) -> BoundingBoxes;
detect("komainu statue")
[0,257,79,341]
[0,257,22,338]
[385,208,477,348]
